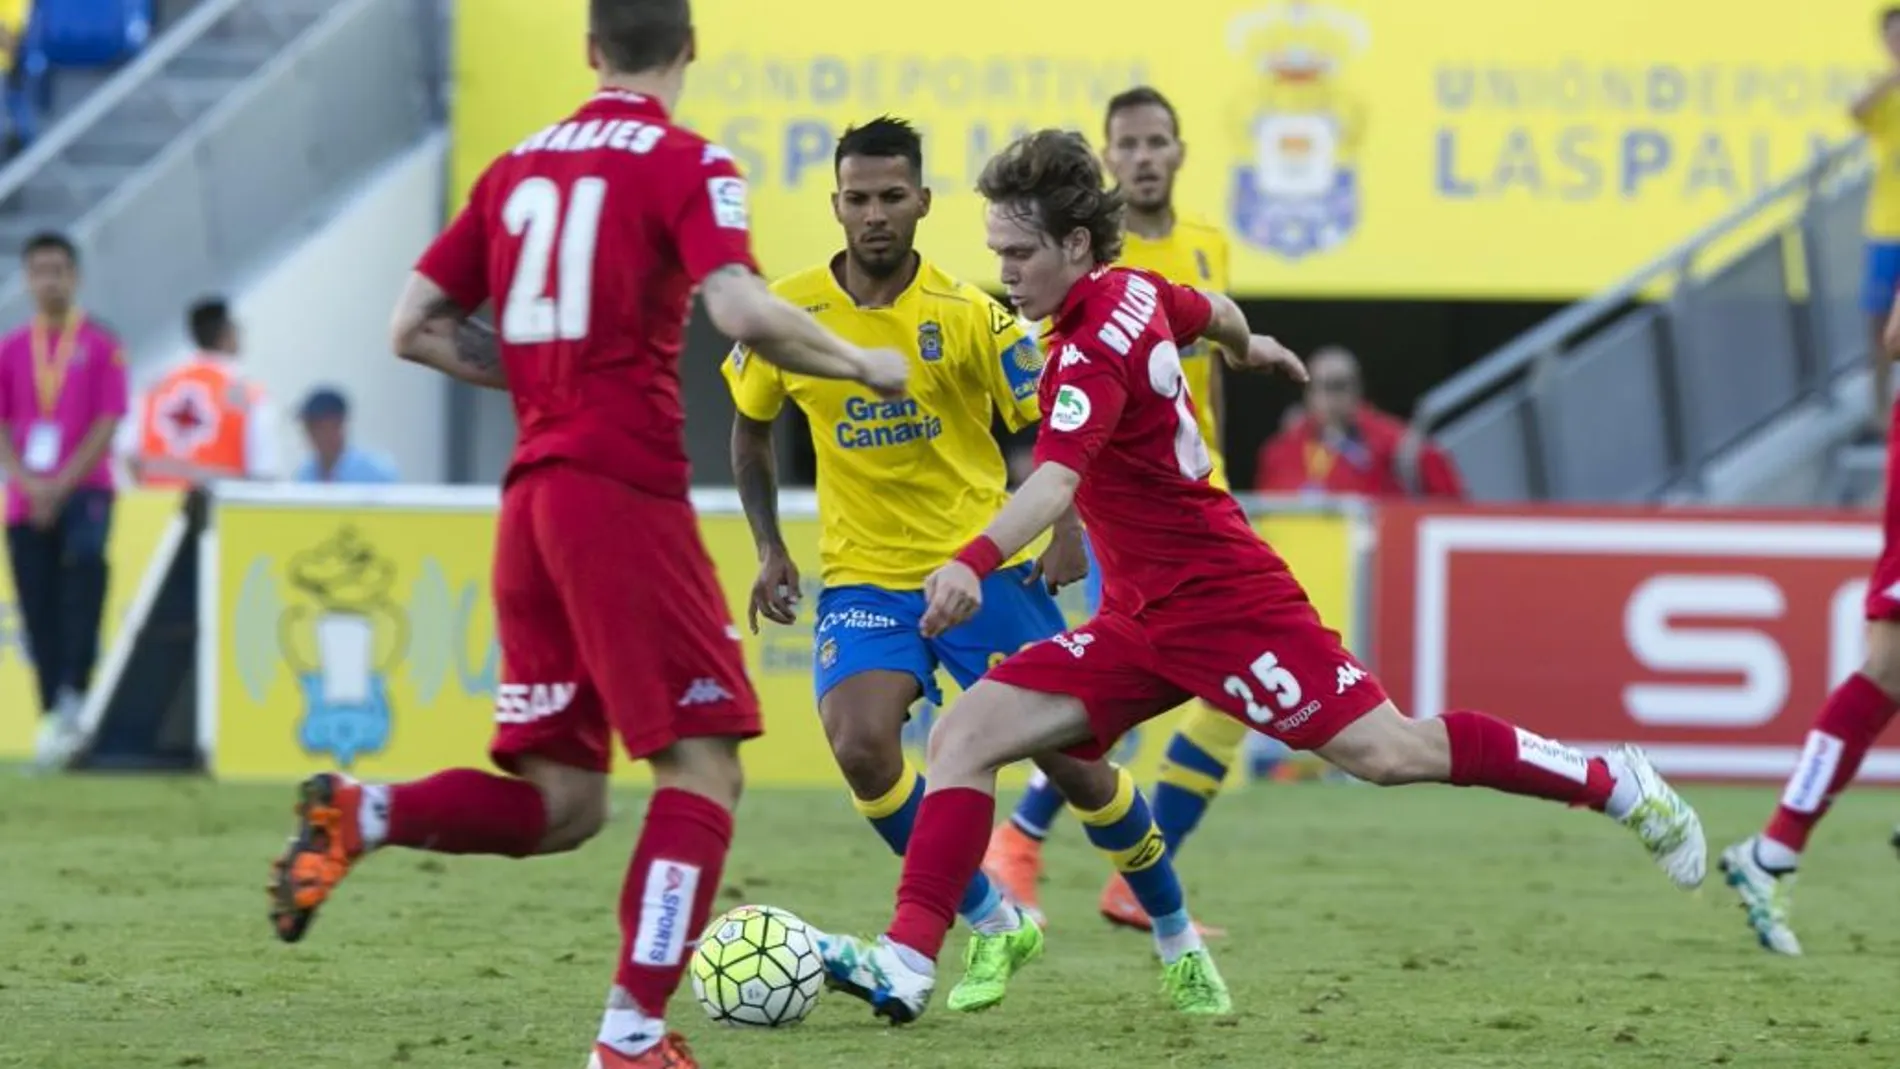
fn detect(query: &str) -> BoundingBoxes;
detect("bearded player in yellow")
[985,87,1242,934]
[725,117,1230,1015]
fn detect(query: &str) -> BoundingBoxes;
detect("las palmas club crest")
[1228,2,1369,261]
[233,525,498,767]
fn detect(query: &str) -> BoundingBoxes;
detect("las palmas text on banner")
[453,0,1885,298]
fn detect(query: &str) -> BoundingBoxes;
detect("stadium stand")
[1409,142,1876,506]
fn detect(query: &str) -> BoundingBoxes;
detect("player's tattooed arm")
[732,413,787,553]
[389,273,507,391]
[733,412,801,628]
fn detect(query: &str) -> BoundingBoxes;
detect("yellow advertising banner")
[453,0,1886,298]
[0,490,179,759]
[210,496,1357,786]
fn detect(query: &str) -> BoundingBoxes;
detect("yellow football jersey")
[1118,218,1232,489]
[1861,92,1900,240]
[723,256,1044,590]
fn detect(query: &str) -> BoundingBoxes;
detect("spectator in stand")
[1253,346,1465,499]
[0,231,126,767]
[293,387,396,484]
[125,297,278,488]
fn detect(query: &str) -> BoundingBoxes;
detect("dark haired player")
[820,130,1705,1024]
[724,115,1227,1015]
[264,3,905,1067]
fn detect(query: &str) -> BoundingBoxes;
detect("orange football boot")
[268,772,367,943]
[587,1035,698,1069]
[1097,874,1226,938]
[982,821,1045,924]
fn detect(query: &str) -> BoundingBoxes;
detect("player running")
[723,116,1227,1015]
[986,86,1246,934]
[264,4,905,1067]
[1718,297,1900,956]
[818,130,1707,1025]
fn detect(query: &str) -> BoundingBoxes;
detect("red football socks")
[886,787,995,961]
[386,768,549,856]
[614,788,735,1017]
[1443,711,1615,811]
[1764,673,1898,854]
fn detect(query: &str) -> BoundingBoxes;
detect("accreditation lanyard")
[30,312,84,417]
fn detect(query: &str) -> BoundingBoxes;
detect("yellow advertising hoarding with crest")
[206,486,1360,787]
[452,0,1886,298]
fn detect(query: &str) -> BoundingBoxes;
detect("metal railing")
[0,0,252,205]
[1409,138,1872,502]
[0,0,431,365]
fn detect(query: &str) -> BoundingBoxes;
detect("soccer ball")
[689,904,825,1027]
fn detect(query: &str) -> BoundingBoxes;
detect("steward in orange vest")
[126,298,277,488]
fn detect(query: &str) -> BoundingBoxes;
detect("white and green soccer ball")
[689,904,825,1027]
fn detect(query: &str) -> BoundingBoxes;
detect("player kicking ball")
[1718,288,1900,956]
[264,4,907,1067]
[988,85,1244,935]
[819,130,1706,1025]
[723,116,1227,1015]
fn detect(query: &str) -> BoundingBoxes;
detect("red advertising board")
[1374,504,1892,782]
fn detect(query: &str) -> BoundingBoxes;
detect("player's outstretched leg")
[268,762,572,943]
[1719,636,1900,955]
[822,680,1205,1026]
[1315,703,1706,890]
[1038,754,1230,1014]
[590,737,742,1069]
[812,670,1031,1012]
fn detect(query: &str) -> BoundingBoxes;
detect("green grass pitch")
[3,773,1897,1068]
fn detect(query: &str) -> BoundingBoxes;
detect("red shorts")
[488,465,761,773]
[1868,411,1900,620]
[987,574,1386,760]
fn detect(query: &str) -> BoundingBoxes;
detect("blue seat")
[7,0,153,151]
[28,0,153,68]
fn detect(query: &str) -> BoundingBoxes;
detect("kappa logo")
[678,678,734,706]
[1057,344,1088,370]
[1334,662,1367,695]
[1052,631,1095,658]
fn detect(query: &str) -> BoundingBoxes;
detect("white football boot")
[812,930,935,1025]
[1609,744,1707,890]
[1719,837,1802,956]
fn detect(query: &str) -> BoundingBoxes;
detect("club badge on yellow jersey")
[722,255,1045,590]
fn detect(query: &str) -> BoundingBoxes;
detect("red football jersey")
[416,90,757,497]
[1035,267,1288,612]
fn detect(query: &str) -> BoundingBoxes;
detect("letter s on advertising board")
[1374,504,1893,782]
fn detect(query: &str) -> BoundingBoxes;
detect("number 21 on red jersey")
[499,176,607,344]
